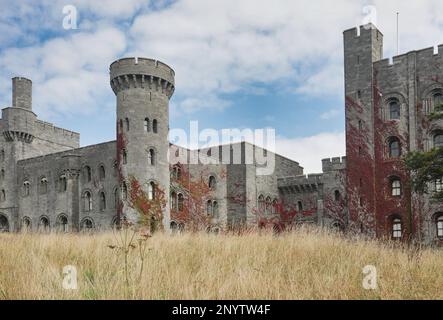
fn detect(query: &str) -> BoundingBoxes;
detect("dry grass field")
[0,228,442,300]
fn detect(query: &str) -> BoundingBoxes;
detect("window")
[125,118,130,131]
[38,216,50,233]
[389,100,400,120]
[176,166,182,180]
[59,175,67,192]
[0,189,5,202]
[357,90,362,100]
[297,201,303,212]
[0,169,4,181]
[435,179,443,192]
[206,200,212,216]
[40,177,48,194]
[21,217,31,232]
[119,119,123,131]
[0,149,4,162]
[433,92,443,109]
[178,193,184,212]
[171,192,177,210]
[334,190,341,201]
[122,149,127,164]
[272,199,278,214]
[99,165,106,180]
[23,181,30,197]
[148,149,155,165]
[391,179,401,196]
[388,138,401,158]
[153,119,158,133]
[434,134,443,149]
[100,192,106,211]
[208,176,216,190]
[265,197,271,214]
[144,118,150,132]
[258,195,265,212]
[57,215,68,233]
[122,182,128,200]
[437,216,443,238]
[81,218,94,231]
[358,120,363,131]
[212,201,218,218]
[148,182,155,200]
[84,192,92,212]
[392,218,402,239]
[84,166,92,182]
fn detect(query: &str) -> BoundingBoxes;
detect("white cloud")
[320,108,342,120]
[276,132,346,173]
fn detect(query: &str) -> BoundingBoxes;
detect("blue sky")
[1,0,443,172]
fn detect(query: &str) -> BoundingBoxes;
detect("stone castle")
[0,23,442,244]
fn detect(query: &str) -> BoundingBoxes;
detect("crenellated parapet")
[110,57,175,98]
[278,174,323,194]
[322,157,346,172]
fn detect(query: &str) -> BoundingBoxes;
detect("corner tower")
[343,24,383,234]
[110,57,175,229]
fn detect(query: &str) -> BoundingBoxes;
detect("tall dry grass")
[0,228,441,300]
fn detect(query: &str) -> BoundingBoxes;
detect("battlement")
[322,156,346,172]
[110,57,175,98]
[278,174,323,188]
[343,23,383,41]
[34,120,80,148]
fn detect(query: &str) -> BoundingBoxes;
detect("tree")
[405,103,443,202]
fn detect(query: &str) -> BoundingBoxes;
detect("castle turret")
[110,57,175,230]
[12,77,32,110]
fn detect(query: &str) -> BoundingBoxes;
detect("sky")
[1,0,443,173]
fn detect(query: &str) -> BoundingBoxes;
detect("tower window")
[148,182,156,200]
[144,118,150,132]
[212,201,218,218]
[125,118,130,131]
[59,175,67,192]
[388,137,401,158]
[153,119,158,133]
[208,176,216,190]
[84,191,92,212]
[391,179,401,196]
[389,100,401,120]
[99,165,106,180]
[23,181,30,197]
[178,193,184,212]
[100,192,106,211]
[84,166,92,182]
[148,149,155,165]
[122,149,127,164]
[392,218,402,239]
[40,177,48,194]
[334,190,341,201]
[0,189,5,202]
[122,182,128,200]
[297,201,303,212]
[206,200,213,216]
[357,90,362,100]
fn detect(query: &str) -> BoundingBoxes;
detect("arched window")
[40,177,48,194]
[437,215,443,238]
[144,118,150,132]
[81,218,94,231]
[433,92,443,109]
[23,181,30,197]
[100,192,106,211]
[0,189,5,202]
[57,215,68,233]
[389,100,400,120]
[388,137,401,158]
[433,133,443,149]
[84,166,92,182]
[153,119,158,133]
[122,182,128,200]
[21,217,31,232]
[206,200,213,216]
[272,199,278,214]
[297,201,303,212]
[208,176,216,189]
[99,165,106,180]
[258,195,265,212]
[171,192,177,210]
[265,196,271,214]
[392,218,402,239]
[212,201,218,218]
[178,193,184,212]
[0,214,9,232]
[334,190,341,201]
[84,191,92,212]
[148,149,155,165]
[125,118,130,131]
[38,216,50,233]
[0,149,4,162]
[391,178,401,196]
[59,175,67,192]
[122,149,127,164]
[148,182,155,200]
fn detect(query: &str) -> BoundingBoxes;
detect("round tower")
[110,57,175,230]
